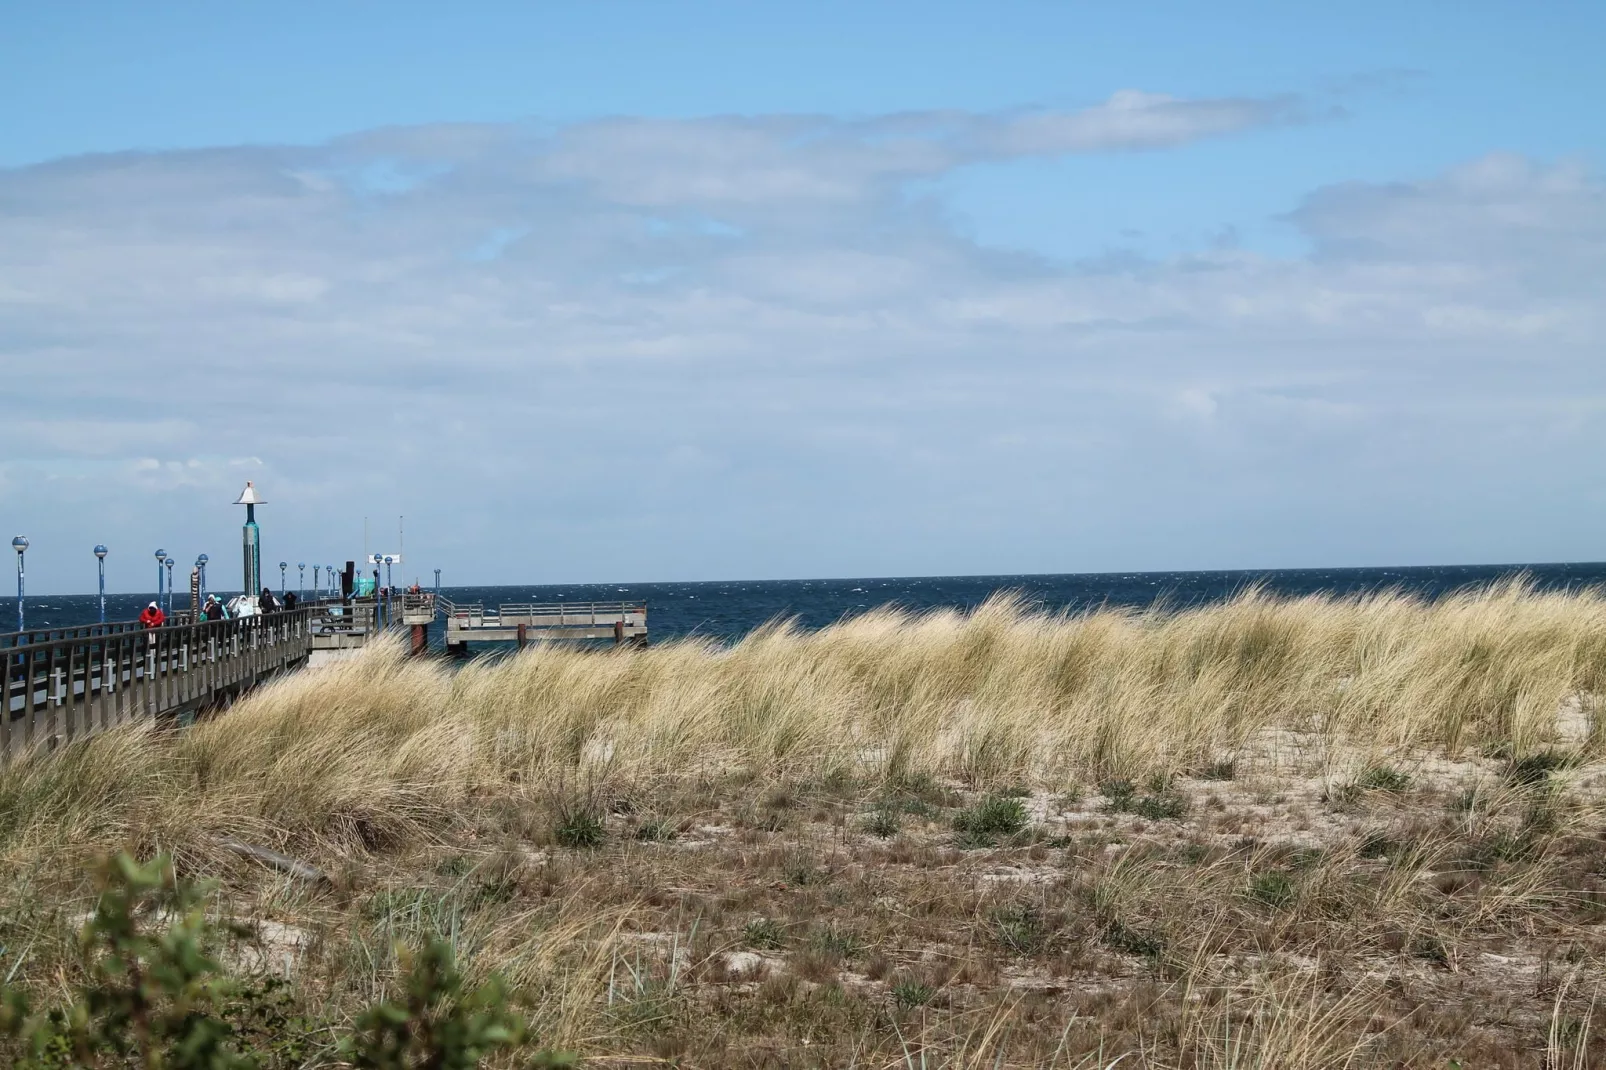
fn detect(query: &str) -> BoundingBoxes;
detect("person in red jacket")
[139,601,166,628]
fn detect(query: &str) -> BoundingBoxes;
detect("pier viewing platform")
[437,595,647,651]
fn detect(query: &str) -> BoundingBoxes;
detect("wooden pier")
[437,596,647,652]
[2,609,312,759]
[3,591,651,759]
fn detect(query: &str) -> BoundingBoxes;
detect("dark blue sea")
[5,563,1606,645]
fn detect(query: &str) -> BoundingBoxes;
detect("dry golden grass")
[2,580,1605,1066]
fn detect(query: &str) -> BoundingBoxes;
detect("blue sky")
[2,2,1603,592]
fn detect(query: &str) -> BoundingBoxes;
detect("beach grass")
[2,579,1604,1065]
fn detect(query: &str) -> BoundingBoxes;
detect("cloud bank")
[1,91,1602,590]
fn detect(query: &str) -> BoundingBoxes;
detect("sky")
[1,1,1603,594]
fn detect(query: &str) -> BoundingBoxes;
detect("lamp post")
[155,549,167,617]
[279,561,287,597]
[298,562,305,602]
[12,536,28,633]
[95,545,108,624]
[433,568,441,603]
[196,554,209,604]
[313,564,321,601]
[383,555,396,625]
[165,557,175,615]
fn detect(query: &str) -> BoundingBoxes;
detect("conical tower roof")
[233,480,266,506]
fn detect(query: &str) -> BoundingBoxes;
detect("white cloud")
[0,96,1602,589]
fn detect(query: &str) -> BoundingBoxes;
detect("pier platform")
[437,597,647,651]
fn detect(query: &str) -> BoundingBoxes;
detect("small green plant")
[1247,871,1297,910]
[1100,779,1137,809]
[554,807,606,848]
[885,771,958,810]
[1411,933,1451,969]
[1358,831,1396,859]
[1197,760,1237,781]
[783,856,824,887]
[633,818,676,842]
[1103,919,1165,960]
[742,918,786,951]
[1288,847,1326,870]
[952,795,1029,846]
[1132,789,1189,821]
[862,804,902,838]
[807,925,863,959]
[1101,778,1188,821]
[1354,765,1411,793]
[1506,750,1571,787]
[891,978,935,1008]
[988,903,1049,954]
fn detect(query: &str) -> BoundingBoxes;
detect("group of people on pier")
[136,586,301,629]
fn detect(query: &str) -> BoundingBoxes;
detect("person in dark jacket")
[139,601,165,628]
[259,587,280,613]
[202,595,225,622]
[283,591,299,611]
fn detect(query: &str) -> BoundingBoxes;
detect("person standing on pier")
[283,590,299,611]
[259,587,280,613]
[139,601,165,628]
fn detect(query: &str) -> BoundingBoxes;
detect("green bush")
[0,854,255,1070]
[0,853,571,1070]
[952,795,1029,846]
[1354,765,1411,793]
[742,919,786,951]
[554,807,606,848]
[339,940,525,1070]
[891,978,935,1008]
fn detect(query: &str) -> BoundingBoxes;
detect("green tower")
[234,481,265,598]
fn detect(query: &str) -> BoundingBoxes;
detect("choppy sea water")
[5,562,1606,647]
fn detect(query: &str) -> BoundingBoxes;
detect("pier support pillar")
[613,620,624,645]
[516,623,527,650]
[446,641,468,658]
[410,624,427,657]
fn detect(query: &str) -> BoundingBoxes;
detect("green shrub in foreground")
[0,853,573,1070]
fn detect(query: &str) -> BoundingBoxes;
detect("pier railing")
[2,608,312,760]
[436,597,646,624]
[399,592,437,625]
[1,613,203,651]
